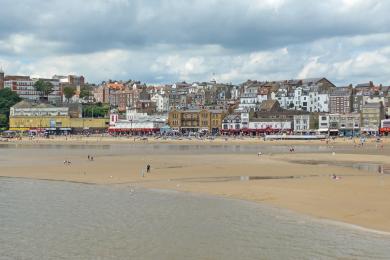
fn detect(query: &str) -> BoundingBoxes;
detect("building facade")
[168,109,227,134]
[329,87,352,114]
[108,109,167,134]
[293,114,318,133]
[9,100,107,132]
[4,76,62,103]
[361,102,385,134]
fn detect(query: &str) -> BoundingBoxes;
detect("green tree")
[34,79,54,99]
[82,103,109,118]
[0,114,7,129]
[79,85,92,99]
[0,88,22,129]
[63,86,76,102]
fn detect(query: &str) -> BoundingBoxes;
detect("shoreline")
[3,134,390,145]
[1,140,390,233]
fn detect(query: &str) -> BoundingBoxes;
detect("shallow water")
[0,142,333,156]
[292,160,390,175]
[0,178,389,260]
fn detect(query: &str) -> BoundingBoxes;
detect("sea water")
[0,178,389,260]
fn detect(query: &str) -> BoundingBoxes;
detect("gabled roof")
[260,100,280,112]
[223,114,241,121]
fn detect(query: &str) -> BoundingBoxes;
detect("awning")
[108,128,159,132]
[318,128,328,132]
[318,128,338,132]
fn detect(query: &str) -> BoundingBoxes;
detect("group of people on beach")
[63,160,71,165]
[87,155,94,161]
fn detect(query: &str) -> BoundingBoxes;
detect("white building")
[241,112,249,129]
[230,86,240,100]
[239,93,259,110]
[273,85,330,113]
[10,100,69,117]
[5,76,62,103]
[151,93,169,112]
[248,121,292,132]
[318,114,340,134]
[221,114,242,132]
[293,114,316,133]
[317,92,329,112]
[108,108,167,134]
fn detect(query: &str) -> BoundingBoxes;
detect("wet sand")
[1,137,390,232]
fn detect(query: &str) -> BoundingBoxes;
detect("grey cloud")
[2,0,390,55]
[1,0,390,85]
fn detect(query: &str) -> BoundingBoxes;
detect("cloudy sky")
[1,0,390,85]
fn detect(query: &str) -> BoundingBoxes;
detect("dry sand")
[1,137,390,232]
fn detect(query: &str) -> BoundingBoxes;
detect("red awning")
[108,128,160,132]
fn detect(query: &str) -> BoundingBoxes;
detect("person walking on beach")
[146,164,151,173]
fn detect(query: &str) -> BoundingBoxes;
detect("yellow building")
[168,108,226,133]
[9,116,109,131]
[9,116,70,131]
[9,100,109,132]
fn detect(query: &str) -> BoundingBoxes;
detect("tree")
[0,114,7,129]
[34,79,54,99]
[79,85,92,99]
[82,103,109,118]
[0,88,22,129]
[63,86,76,102]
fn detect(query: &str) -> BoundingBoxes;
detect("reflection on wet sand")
[291,160,390,174]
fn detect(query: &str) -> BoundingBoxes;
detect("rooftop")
[12,100,57,109]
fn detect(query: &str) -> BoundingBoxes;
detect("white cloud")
[0,34,63,56]
[1,1,390,85]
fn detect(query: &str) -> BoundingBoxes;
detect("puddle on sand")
[292,160,390,174]
[172,175,301,183]
[167,161,390,184]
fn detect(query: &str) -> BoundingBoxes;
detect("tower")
[0,68,4,90]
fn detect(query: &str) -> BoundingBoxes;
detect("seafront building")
[361,102,385,134]
[168,108,227,134]
[318,113,361,136]
[108,108,167,134]
[293,114,318,133]
[9,100,108,133]
[2,68,390,135]
[329,86,353,114]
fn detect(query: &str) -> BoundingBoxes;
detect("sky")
[1,0,390,85]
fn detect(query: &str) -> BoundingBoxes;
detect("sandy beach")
[1,136,390,232]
